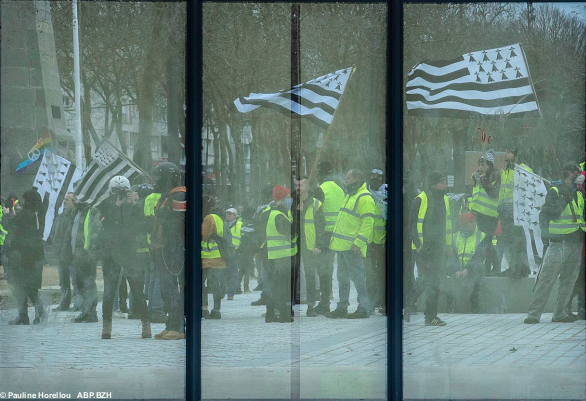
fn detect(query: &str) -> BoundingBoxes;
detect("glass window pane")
[403,3,586,400]
[202,3,387,399]
[1,2,187,399]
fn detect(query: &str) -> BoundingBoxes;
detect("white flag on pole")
[32,151,83,241]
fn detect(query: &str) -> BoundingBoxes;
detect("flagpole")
[308,66,356,183]
[519,43,542,118]
[101,137,152,180]
[72,0,84,169]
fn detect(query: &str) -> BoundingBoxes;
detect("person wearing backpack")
[201,194,229,319]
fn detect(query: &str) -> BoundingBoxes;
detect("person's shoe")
[150,314,167,323]
[347,310,370,319]
[227,295,234,301]
[72,314,98,323]
[251,298,267,306]
[265,309,278,323]
[33,313,47,325]
[154,329,169,339]
[209,309,221,319]
[278,310,293,323]
[234,288,242,295]
[127,312,140,320]
[113,309,126,319]
[142,321,152,338]
[524,316,539,324]
[306,307,318,317]
[325,308,347,319]
[253,284,263,291]
[119,304,129,313]
[101,321,112,339]
[314,303,330,315]
[471,306,480,314]
[244,289,251,294]
[9,316,29,325]
[161,330,185,340]
[552,314,578,323]
[201,310,210,319]
[425,317,447,326]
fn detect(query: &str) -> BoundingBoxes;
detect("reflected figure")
[409,171,451,326]
[3,190,46,325]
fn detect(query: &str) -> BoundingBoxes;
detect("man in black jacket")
[525,163,585,324]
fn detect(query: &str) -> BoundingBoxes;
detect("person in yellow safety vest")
[327,168,375,320]
[313,161,345,315]
[201,194,227,320]
[70,200,102,323]
[366,169,387,316]
[262,185,297,323]
[293,176,327,317]
[225,207,242,300]
[451,213,489,314]
[497,146,533,278]
[0,204,8,281]
[469,150,501,276]
[525,163,586,324]
[409,171,452,327]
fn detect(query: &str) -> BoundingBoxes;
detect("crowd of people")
[0,148,584,337]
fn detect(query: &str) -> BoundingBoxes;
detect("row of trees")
[403,3,585,191]
[51,2,186,171]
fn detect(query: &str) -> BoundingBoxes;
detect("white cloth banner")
[32,151,83,241]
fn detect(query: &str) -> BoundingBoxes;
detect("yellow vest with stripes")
[455,228,485,268]
[0,207,7,246]
[202,214,223,259]
[330,183,376,257]
[302,198,322,250]
[372,201,386,245]
[548,187,586,235]
[411,191,453,250]
[266,209,297,260]
[230,219,242,249]
[470,180,498,218]
[499,163,533,205]
[319,181,345,233]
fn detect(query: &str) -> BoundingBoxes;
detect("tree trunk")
[115,95,126,155]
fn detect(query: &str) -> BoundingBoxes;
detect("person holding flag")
[524,163,585,324]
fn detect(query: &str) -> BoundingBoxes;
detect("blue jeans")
[226,258,241,296]
[147,256,165,317]
[154,249,184,332]
[335,251,370,313]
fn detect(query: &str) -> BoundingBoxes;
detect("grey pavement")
[1,274,585,400]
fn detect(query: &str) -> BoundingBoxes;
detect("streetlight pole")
[73,0,84,168]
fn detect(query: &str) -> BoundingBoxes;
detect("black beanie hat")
[427,170,446,187]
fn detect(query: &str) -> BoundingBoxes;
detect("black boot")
[9,315,29,325]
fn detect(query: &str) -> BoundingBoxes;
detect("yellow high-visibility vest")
[499,163,533,205]
[470,181,498,218]
[455,228,485,268]
[0,207,7,246]
[330,183,376,257]
[266,209,297,260]
[201,214,224,259]
[411,191,453,250]
[302,198,322,250]
[548,187,586,235]
[230,219,242,249]
[319,181,345,233]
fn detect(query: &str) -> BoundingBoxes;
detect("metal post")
[72,0,84,168]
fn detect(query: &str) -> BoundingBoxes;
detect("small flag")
[406,43,539,118]
[32,151,83,240]
[74,140,147,206]
[16,131,53,173]
[513,165,547,229]
[234,67,354,130]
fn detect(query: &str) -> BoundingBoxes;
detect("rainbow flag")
[15,132,53,173]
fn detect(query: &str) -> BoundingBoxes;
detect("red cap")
[272,185,291,202]
[459,213,476,225]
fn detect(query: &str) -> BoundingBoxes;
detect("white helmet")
[109,175,131,191]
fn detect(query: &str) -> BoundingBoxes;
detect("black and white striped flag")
[32,151,83,241]
[406,43,540,118]
[74,140,145,206]
[234,67,353,129]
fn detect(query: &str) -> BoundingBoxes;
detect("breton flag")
[74,140,146,206]
[234,67,354,129]
[513,164,548,270]
[32,151,83,240]
[406,44,540,118]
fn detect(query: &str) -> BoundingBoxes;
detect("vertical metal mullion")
[186,0,202,400]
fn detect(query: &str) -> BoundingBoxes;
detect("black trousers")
[416,245,445,321]
[74,253,98,317]
[102,252,148,323]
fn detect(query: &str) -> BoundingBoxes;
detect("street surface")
[0,275,584,400]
